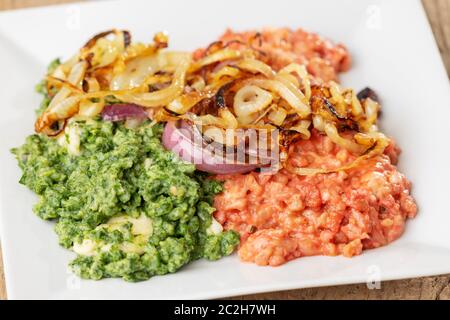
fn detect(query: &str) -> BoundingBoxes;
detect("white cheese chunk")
[120,242,145,255]
[206,217,223,235]
[130,214,153,236]
[67,124,81,156]
[106,214,153,236]
[73,239,97,256]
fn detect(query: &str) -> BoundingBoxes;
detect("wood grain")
[0,0,449,300]
[0,0,79,10]
[423,0,450,76]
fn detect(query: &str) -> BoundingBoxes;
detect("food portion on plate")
[12,27,417,281]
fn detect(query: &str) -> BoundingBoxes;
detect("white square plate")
[1,0,449,300]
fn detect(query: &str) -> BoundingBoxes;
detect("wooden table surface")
[0,0,449,300]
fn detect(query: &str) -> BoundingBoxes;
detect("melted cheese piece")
[106,214,153,236]
[120,242,145,255]
[73,239,97,256]
[206,217,223,235]
[130,214,153,236]
[72,214,153,256]
[57,122,81,156]
[67,124,81,156]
